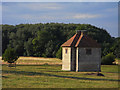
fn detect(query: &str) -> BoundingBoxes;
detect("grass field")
[2,57,120,88]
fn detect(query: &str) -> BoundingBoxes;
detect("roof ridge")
[71,33,81,47]
[70,33,77,46]
[75,34,84,47]
[69,34,77,46]
[61,33,77,47]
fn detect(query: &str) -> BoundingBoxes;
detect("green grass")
[2,64,119,88]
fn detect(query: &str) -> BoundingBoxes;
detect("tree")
[2,23,114,58]
[2,48,19,66]
[110,37,120,58]
[32,30,50,57]
[56,47,62,59]
[24,38,34,56]
[101,53,115,65]
[43,40,55,57]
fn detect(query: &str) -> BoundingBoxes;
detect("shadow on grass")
[2,70,120,82]
[47,70,119,74]
[2,76,8,78]
[2,64,61,67]
[102,72,120,73]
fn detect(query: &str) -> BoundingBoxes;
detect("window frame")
[86,48,92,55]
[65,49,68,54]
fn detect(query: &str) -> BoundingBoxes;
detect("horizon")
[1,2,118,37]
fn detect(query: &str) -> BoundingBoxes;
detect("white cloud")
[105,7,117,13]
[72,14,101,19]
[16,13,102,21]
[18,14,60,20]
[20,3,62,11]
[3,3,62,12]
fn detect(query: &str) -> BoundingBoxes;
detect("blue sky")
[1,2,118,37]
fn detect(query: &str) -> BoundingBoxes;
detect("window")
[65,49,68,54]
[86,49,92,55]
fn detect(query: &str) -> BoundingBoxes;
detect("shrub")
[56,47,62,59]
[2,48,19,63]
[101,53,115,65]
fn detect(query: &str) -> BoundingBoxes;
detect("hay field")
[2,56,62,65]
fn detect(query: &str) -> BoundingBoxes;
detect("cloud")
[3,3,62,12]
[72,14,101,19]
[104,7,117,13]
[24,3,62,10]
[16,14,62,21]
[16,13,102,21]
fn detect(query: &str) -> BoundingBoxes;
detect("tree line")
[2,23,120,60]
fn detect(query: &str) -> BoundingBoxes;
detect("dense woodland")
[2,23,120,59]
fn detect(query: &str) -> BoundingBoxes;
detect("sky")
[1,0,120,2]
[1,2,119,37]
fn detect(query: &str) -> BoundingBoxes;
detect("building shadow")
[2,70,120,82]
[2,76,8,78]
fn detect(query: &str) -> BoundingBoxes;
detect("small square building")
[61,30,101,72]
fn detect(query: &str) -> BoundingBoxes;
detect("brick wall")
[76,48,101,72]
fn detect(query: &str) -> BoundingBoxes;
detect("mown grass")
[2,63,119,88]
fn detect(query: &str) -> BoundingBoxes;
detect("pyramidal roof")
[61,31,100,48]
